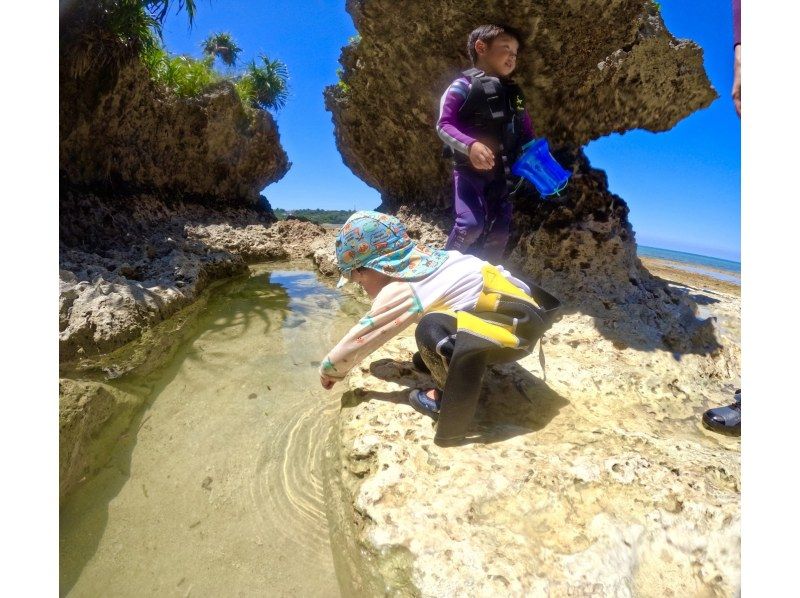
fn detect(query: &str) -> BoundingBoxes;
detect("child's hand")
[469,141,495,171]
[320,374,336,390]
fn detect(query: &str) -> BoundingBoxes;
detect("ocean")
[637,245,741,284]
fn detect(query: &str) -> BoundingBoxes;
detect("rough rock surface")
[329,267,740,597]
[61,58,289,204]
[311,232,341,279]
[58,11,300,504]
[324,0,719,354]
[59,192,327,362]
[325,0,715,210]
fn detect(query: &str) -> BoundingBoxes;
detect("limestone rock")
[61,58,289,204]
[329,282,740,596]
[325,0,715,210]
[59,192,327,361]
[324,0,719,353]
[59,378,146,502]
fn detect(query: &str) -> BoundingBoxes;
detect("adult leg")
[445,168,488,256]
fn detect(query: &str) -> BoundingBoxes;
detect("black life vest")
[447,68,528,174]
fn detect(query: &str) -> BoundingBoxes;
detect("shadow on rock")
[342,358,570,445]
[687,292,722,306]
[500,150,725,359]
[59,403,148,595]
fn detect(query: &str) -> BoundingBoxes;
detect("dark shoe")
[408,389,440,420]
[702,389,741,436]
[411,352,431,374]
[433,433,466,447]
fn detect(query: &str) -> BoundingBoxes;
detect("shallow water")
[637,245,740,274]
[661,262,741,285]
[60,263,364,597]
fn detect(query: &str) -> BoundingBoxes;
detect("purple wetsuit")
[436,75,535,262]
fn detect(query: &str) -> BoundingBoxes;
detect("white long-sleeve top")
[319,251,530,380]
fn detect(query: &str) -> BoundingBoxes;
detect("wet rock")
[59,192,327,362]
[59,378,145,502]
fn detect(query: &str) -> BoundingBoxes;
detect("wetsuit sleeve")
[436,79,476,156]
[520,108,536,145]
[319,282,424,380]
[732,0,741,47]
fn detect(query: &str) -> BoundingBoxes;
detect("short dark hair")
[467,24,525,65]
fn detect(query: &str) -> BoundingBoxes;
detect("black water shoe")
[408,389,440,421]
[702,389,741,436]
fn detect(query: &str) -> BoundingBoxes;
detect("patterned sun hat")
[335,211,448,287]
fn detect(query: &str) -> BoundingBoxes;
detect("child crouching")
[319,211,560,446]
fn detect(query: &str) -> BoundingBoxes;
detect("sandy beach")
[640,256,740,297]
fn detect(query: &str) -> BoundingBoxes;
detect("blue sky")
[162,0,741,261]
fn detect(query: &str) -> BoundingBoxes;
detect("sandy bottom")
[59,264,362,597]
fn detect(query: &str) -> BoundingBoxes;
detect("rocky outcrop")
[328,272,741,596]
[59,192,327,363]
[325,0,719,352]
[59,8,303,502]
[325,0,714,210]
[61,57,289,204]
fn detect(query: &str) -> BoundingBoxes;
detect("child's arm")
[520,108,536,145]
[319,282,423,384]
[436,78,477,157]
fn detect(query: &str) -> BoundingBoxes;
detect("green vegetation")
[201,32,242,68]
[141,47,220,97]
[63,1,289,113]
[141,34,289,111]
[236,56,290,111]
[62,0,197,79]
[336,67,351,94]
[273,209,355,225]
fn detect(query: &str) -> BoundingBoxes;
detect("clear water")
[59,263,364,597]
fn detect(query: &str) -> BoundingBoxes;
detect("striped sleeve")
[319,282,424,379]
[436,78,476,156]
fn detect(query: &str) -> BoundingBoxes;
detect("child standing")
[319,211,560,447]
[436,24,535,263]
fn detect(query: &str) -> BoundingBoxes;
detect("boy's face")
[475,33,519,78]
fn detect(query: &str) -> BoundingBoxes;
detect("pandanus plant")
[62,0,197,78]
[201,32,242,68]
[236,55,290,112]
